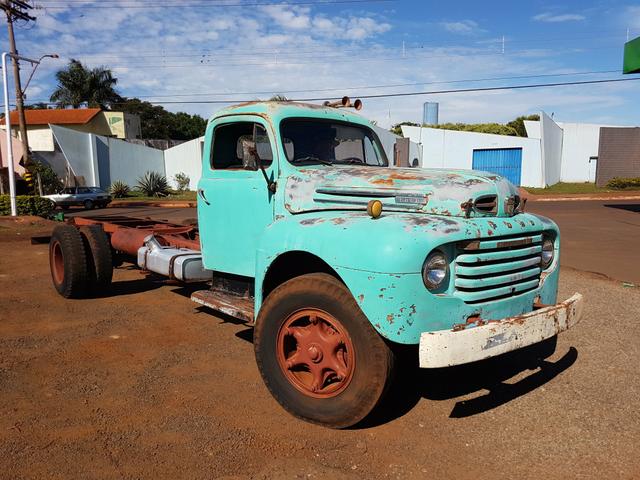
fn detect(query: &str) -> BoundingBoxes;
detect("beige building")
[0,108,141,152]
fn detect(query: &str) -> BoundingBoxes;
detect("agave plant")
[109,180,130,198]
[136,171,169,197]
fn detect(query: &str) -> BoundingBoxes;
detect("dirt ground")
[1,217,639,479]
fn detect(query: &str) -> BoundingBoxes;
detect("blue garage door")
[472,148,522,186]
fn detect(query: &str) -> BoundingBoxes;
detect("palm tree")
[50,59,121,109]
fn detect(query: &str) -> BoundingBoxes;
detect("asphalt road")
[69,198,640,284]
[527,200,640,284]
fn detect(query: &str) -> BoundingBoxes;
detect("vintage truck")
[47,99,583,428]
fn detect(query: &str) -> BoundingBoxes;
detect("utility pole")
[1,0,35,167]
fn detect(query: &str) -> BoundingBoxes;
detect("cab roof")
[210,101,372,128]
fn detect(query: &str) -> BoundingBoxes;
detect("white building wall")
[556,122,603,183]
[540,112,563,186]
[401,126,544,187]
[164,137,204,190]
[524,120,541,139]
[107,136,165,188]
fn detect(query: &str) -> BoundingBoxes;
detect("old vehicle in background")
[46,98,583,428]
[44,186,112,210]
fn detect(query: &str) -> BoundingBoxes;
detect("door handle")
[198,188,210,205]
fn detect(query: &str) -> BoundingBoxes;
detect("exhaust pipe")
[323,96,363,110]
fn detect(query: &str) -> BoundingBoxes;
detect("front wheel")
[254,273,395,428]
[84,199,94,210]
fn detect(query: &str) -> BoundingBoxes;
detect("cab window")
[211,122,273,170]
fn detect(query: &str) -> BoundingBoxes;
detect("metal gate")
[472,148,523,186]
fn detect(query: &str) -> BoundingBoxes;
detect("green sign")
[623,36,640,74]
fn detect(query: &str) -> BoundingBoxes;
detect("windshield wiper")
[292,156,333,166]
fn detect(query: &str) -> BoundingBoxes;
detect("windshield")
[280,119,388,167]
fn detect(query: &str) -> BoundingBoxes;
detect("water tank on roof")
[423,102,439,125]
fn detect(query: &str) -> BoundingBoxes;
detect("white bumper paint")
[419,293,584,368]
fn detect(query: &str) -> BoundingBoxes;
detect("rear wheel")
[254,273,395,428]
[79,225,113,291]
[49,225,89,298]
[84,199,93,210]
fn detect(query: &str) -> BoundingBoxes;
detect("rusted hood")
[284,166,521,217]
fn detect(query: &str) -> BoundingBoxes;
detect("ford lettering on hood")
[284,165,522,218]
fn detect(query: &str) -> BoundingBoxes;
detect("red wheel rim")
[276,308,355,398]
[50,240,64,285]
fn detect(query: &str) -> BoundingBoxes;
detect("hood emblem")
[395,193,429,206]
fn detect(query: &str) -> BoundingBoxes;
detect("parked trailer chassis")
[45,215,253,321]
[71,215,201,256]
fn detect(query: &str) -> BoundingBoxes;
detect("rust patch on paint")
[386,314,395,324]
[371,177,394,186]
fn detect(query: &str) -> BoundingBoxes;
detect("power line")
[25,76,640,107]
[72,45,620,71]
[106,69,625,99]
[21,69,625,104]
[35,0,394,8]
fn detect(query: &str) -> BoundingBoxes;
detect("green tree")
[390,114,540,138]
[50,59,121,109]
[506,114,540,137]
[117,97,206,140]
[390,121,419,136]
[429,122,519,136]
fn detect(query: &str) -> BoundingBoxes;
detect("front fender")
[255,211,560,345]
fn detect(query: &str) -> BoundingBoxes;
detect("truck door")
[197,116,277,277]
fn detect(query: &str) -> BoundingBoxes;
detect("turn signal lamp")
[367,199,383,219]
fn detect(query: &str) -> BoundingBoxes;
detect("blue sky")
[2,0,640,128]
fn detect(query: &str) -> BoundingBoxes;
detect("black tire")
[49,224,90,299]
[254,273,396,428]
[84,199,93,210]
[79,225,113,291]
[61,205,69,211]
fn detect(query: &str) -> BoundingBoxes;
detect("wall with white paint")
[540,112,563,186]
[401,125,544,187]
[164,136,204,190]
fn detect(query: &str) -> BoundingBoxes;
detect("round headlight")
[422,250,449,291]
[541,237,555,269]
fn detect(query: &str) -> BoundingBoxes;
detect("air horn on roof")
[323,96,363,111]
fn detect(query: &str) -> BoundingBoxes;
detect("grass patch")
[524,182,640,195]
[115,190,197,202]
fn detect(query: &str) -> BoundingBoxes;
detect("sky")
[2,0,640,128]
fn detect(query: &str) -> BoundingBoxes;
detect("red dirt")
[1,218,639,479]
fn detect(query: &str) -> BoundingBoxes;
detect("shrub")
[109,180,130,198]
[606,177,640,190]
[30,160,63,194]
[173,172,191,192]
[0,195,55,217]
[136,171,169,197]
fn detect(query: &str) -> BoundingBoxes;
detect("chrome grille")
[454,233,543,304]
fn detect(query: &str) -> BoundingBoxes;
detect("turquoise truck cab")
[195,101,583,428]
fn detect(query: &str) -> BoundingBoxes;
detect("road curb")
[527,195,640,202]
[109,201,196,208]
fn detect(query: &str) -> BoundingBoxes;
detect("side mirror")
[240,139,259,171]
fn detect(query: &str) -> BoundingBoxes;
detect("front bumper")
[418,293,584,368]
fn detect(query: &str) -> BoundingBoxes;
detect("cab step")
[191,289,254,323]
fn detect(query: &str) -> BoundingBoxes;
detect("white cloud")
[532,13,586,23]
[5,2,637,129]
[440,20,480,35]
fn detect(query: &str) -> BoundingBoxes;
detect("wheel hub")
[276,308,355,398]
